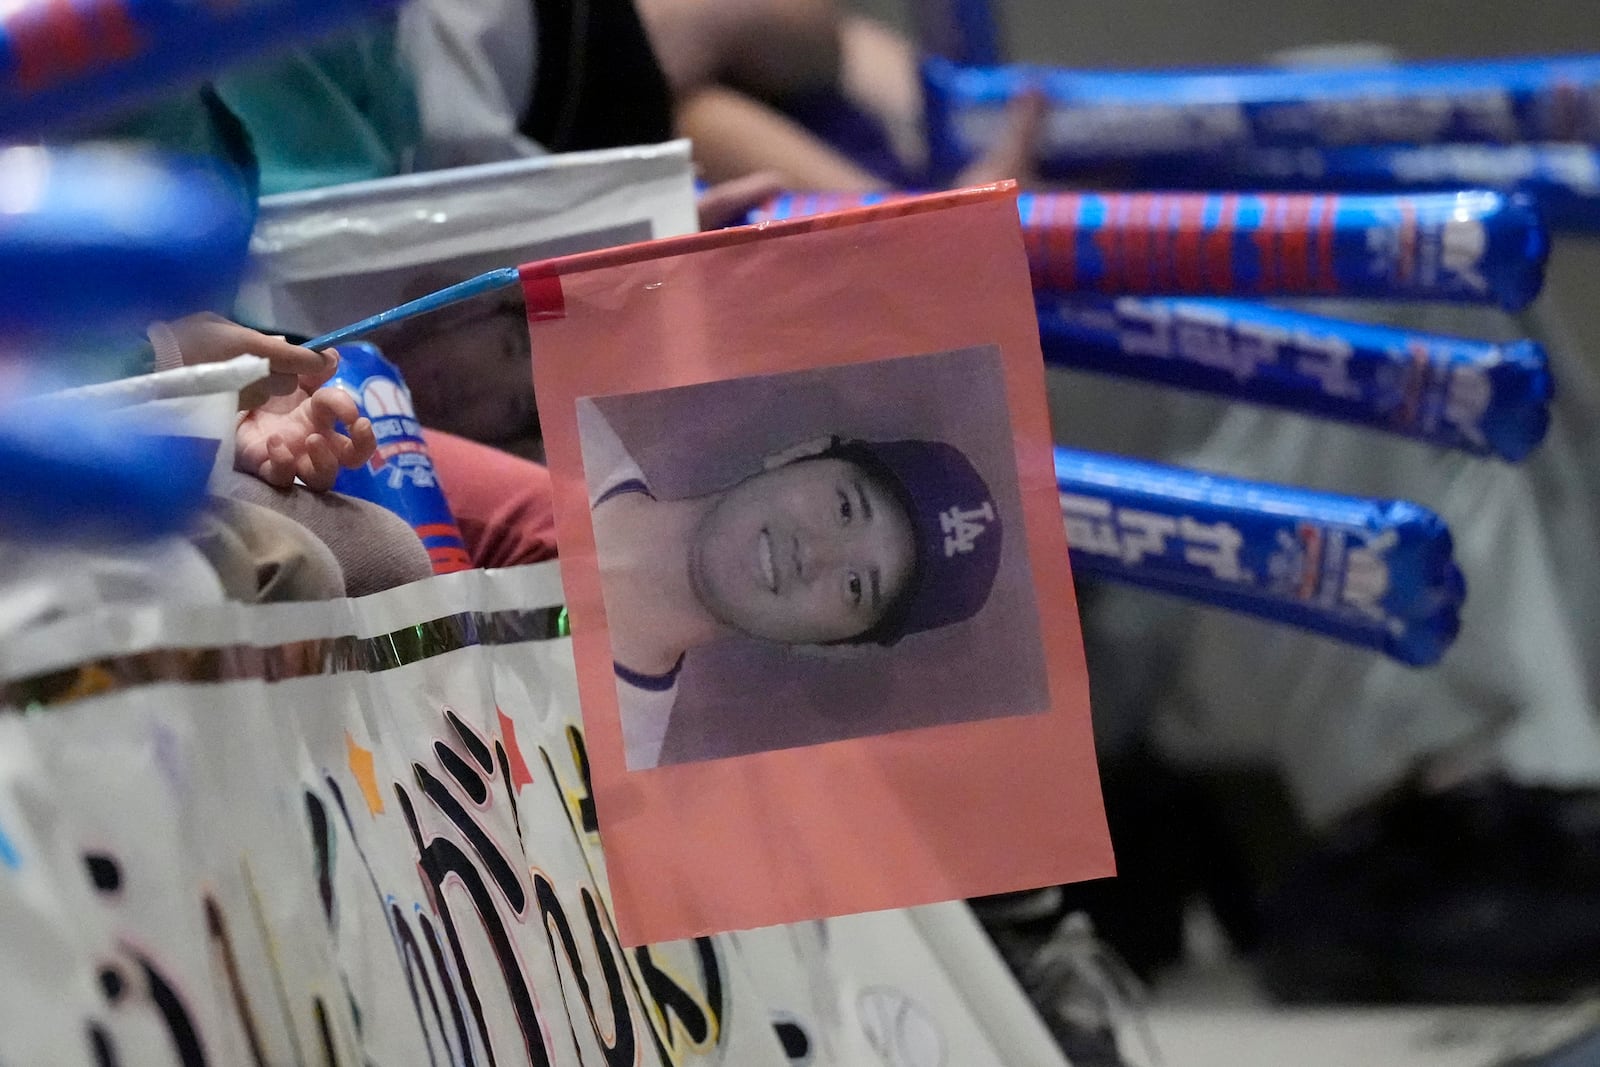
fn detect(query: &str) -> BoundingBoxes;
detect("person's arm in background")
[677,82,1045,191]
[676,85,889,190]
[636,0,1044,190]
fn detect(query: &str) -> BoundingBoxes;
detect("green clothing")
[79,26,419,380]
[216,31,419,196]
[103,26,419,197]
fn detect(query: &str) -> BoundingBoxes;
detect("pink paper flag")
[526,184,1111,946]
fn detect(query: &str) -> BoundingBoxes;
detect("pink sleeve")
[423,428,558,567]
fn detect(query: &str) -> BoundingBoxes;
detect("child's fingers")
[294,349,341,393]
[306,386,361,430]
[268,434,298,469]
[343,417,377,467]
[257,435,299,487]
[256,459,293,487]
[327,418,375,468]
[192,318,331,378]
[170,315,331,383]
[297,433,341,491]
[234,329,336,383]
[232,439,264,477]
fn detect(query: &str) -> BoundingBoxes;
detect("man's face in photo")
[689,457,916,646]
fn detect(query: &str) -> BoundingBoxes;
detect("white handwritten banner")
[0,562,1068,1066]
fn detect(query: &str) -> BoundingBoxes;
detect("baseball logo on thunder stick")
[326,342,472,575]
[1055,448,1464,667]
[1039,296,1552,461]
[924,54,1600,175]
[0,0,405,135]
[753,189,1548,309]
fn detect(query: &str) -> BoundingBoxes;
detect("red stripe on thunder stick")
[751,189,1547,309]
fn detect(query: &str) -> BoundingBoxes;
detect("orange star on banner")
[497,709,535,791]
[346,731,384,816]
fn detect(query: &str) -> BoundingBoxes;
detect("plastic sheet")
[239,142,698,337]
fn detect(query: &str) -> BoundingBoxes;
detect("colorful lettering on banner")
[0,564,1075,1066]
[529,863,637,1067]
[397,709,555,1065]
[16,699,257,1066]
[306,767,490,1066]
[500,620,864,1067]
[0,722,117,1067]
[485,623,781,1067]
[308,694,642,1066]
[89,852,212,1067]
[516,690,782,1067]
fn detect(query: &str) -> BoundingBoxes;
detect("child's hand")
[235,386,377,491]
[150,312,339,410]
[155,315,375,491]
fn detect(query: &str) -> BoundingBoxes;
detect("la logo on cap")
[941,501,995,557]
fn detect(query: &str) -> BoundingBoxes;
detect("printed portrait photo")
[576,345,1050,771]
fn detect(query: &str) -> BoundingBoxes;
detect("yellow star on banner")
[346,731,384,816]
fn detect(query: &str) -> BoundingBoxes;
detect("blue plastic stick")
[305,267,521,350]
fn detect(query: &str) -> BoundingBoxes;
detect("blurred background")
[855,0,1597,67]
[9,0,1600,1061]
[832,3,1600,1064]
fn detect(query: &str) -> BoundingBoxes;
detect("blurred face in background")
[371,284,537,447]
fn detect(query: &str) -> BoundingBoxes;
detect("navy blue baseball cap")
[826,437,1003,644]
